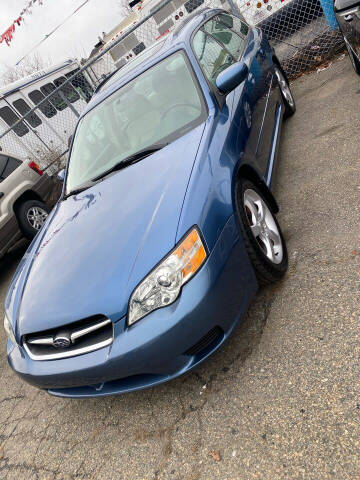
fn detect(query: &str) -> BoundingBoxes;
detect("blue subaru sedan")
[4,8,295,398]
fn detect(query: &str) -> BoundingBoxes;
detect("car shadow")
[0,240,28,285]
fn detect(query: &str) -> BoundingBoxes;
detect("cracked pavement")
[0,56,359,479]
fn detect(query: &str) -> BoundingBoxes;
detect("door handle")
[344,14,354,21]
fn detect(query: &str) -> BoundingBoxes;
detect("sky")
[0,0,124,74]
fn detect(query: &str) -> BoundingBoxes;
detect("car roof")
[82,7,222,116]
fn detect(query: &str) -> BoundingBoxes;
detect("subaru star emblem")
[53,332,71,349]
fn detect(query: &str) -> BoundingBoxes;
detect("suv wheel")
[235,179,288,285]
[17,200,50,239]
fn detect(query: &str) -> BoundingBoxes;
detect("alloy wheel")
[243,189,283,264]
[275,68,295,109]
[26,206,48,231]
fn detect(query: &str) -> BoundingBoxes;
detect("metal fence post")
[318,0,339,30]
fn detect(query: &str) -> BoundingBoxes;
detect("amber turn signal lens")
[173,228,207,283]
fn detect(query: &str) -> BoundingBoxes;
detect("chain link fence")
[0,0,344,176]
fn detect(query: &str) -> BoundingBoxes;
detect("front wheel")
[274,66,296,118]
[235,179,288,285]
[17,200,50,239]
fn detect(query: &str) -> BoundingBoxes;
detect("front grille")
[184,327,223,357]
[23,315,113,361]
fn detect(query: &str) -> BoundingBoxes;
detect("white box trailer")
[0,59,95,162]
[96,0,212,75]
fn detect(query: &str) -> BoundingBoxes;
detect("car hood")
[7,124,205,337]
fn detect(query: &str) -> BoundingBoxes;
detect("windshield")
[105,40,165,90]
[66,51,207,194]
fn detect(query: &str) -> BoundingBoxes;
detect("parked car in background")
[4,8,295,398]
[335,0,360,74]
[0,151,55,259]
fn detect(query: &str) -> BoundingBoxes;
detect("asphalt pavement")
[0,55,359,480]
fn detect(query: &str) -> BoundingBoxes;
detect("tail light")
[28,161,43,176]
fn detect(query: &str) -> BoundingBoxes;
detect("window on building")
[65,70,94,103]
[0,106,29,137]
[133,42,146,56]
[40,83,67,111]
[12,99,42,128]
[28,90,57,118]
[54,76,80,103]
[184,0,204,14]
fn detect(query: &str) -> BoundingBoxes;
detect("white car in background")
[0,151,56,259]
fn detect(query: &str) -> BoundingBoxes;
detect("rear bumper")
[8,215,258,398]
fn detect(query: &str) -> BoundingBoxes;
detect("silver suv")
[0,152,56,258]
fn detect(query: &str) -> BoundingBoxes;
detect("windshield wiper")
[64,144,168,198]
[92,143,168,182]
[64,180,98,199]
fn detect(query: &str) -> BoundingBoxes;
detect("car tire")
[274,66,296,118]
[16,200,50,240]
[345,40,360,75]
[235,178,288,285]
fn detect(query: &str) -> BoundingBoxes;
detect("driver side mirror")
[57,169,66,182]
[216,62,249,95]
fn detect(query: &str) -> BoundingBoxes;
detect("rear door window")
[0,154,22,182]
[13,99,42,128]
[203,14,247,61]
[28,90,57,118]
[192,29,235,85]
[0,106,29,137]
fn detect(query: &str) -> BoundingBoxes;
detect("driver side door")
[192,13,273,177]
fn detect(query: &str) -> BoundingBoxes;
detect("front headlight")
[128,227,207,326]
[4,314,16,345]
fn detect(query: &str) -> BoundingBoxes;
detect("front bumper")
[8,215,258,398]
